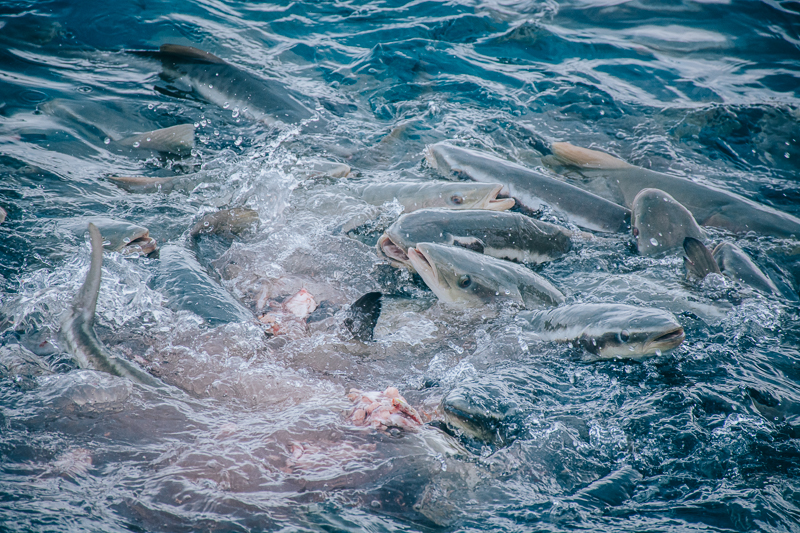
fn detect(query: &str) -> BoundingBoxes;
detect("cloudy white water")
[1,0,800,531]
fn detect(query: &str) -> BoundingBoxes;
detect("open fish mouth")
[485,184,516,210]
[377,234,409,264]
[646,327,685,352]
[407,246,438,286]
[123,235,158,255]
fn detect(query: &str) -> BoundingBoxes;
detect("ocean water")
[1,0,800,531]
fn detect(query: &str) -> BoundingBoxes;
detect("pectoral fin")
[343,292,382,342]
[683,237,721,279]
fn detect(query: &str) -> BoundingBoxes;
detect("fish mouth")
[377,234,410,265]
[647,327,685,352]
[407,246,438,286]
[485,184,516,210]
[123,234,158,255]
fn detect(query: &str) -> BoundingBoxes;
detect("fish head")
[631,188,703,256]
[584,305,685,358]
[449,183,514,211]
[406,242,531,307]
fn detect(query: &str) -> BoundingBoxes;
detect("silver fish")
[550,142,800,239]
[41,98,194,155]
[407,242,565,308]
[425,143,631,233]
[517,303,685,358]
[631,188,705,256]
[359,182,514,213]
[61,217,157,255]
[190,208,260,238]
[132,44,315,125]
[378,209,574,270]
[59,223,164,387]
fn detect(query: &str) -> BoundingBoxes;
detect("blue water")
[1,0,800,531]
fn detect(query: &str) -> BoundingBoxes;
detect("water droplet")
[208,84,213,89]
[650,237,659,246]
[234,136,243,146]
[616,132,625,139]
[203,221,210,227]
[232,107,240,118]
[132,141,140,148]
[785,152,790,159]
[655,349,662,356]
[146,137,151,142]
[370,500,381,508]
[223,102,230,109]
[103,137,111,145]
[214,129,220,136]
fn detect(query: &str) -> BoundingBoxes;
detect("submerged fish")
[516,303,685,359]
[190,208,260,238]
[131,44,315,125]
[41,98,194,155]
[377,209,574,270]
[108,174,203,194]
[683,237,780,295]
[407,242,565,308]
[631,188,705,256]
[358,182,515,213]
[425,143,630,233]
[0,206,6,224]
[59,223,163,387]
[61,217,157,255]
[549,142,800,238]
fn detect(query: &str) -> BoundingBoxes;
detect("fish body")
[378,209,574,269]
[713,242,780,295]
[59,224,163,386]
[407,242,564,308]
[516,303,685,358]
[133,44,314,125]
[190,208,260,238]
[550,142,800,238]
[358,182,514,213]
[60,217,157,255]
[631,188,705,256]
[425,143,630,233]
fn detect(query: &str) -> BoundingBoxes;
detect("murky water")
[1,1,799,531]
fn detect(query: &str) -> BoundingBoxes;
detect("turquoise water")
[1,1,800,531]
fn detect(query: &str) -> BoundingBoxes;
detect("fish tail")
[118,124,195,155]
[61,224,164,388]
[683,237,721,279]
[551,142,632,170]
[343,292,382,342]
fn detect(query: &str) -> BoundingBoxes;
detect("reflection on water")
[1,0,799,531]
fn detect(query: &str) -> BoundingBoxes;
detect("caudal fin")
[683,237,721,279]
[551,142,632,170]
[118,124,194,155]
[343,292,382,342]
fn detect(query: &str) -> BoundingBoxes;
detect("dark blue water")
[1,1,800,531]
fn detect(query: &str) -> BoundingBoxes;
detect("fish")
[59,223,164,387]
[549,142,800,238]
[631,188,705,256]
[0,206,6,224]
[190,208,260,238]
[516,303,686,358]
[60,217,157,255]
[424,143,631,233]
[40,98,194,155]
[130,44,315,125]
[377,209,575,270]
[358,182,515,213]
[406,242,565,308]
[108,174,203,194]
[683,237,780,295]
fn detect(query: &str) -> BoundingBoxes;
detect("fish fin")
[683,237,721,279]
[343,292,382,342]
[551,142,632,170]
[158,43,227,64]
[452,237,485,254]
[117,124,194,155]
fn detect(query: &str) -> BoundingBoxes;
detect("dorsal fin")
[452,236,485,254]
[158,43,227,64]
[343,292,382,342]
[683,237,721,279]
[551,142,632,170]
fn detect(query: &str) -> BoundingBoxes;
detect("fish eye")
[618,330,630,343]
[458,274,472,288]
[450,195,464,205]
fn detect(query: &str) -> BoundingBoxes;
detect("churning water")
[1,0,800,531]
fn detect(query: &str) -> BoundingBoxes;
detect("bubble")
[132,141,140,148]
[103,137,111,145]
[232,107,240,118]
[234,136,243,146]
[223,102,230,109]
[785,152,790,159]
[650,237,659,246]
[655,349,662,356]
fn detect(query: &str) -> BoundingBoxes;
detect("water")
[1,0,800,531]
